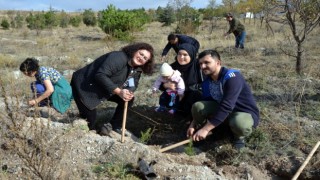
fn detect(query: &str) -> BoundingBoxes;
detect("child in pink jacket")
[152,63,185,115]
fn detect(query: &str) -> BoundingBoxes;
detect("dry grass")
[1,17,320,179]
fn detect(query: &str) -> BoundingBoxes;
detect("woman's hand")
[28,99,37,106]
[163,81,176,91]
[120,89,134,101]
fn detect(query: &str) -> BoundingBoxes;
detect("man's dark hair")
[19,58,39,74]
[225,12,233,17]
[167,33,177,41]
[198,49,221,61]
[122,42,155,75]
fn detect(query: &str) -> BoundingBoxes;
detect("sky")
[0,0,222,12]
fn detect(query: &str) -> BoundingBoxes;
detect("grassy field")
[0,18,320,179]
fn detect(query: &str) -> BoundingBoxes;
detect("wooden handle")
[292,141,320,180]
[159,139,191,153]
[121,101,128,143]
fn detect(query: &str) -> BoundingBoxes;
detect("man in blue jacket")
[161,33,200,62]
[187,49,259,149]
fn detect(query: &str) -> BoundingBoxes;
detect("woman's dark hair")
[198,49,221,61]
[19,58,39,74]
[122,42,155,75]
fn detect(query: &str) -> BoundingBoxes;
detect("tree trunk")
[296,42,303,75]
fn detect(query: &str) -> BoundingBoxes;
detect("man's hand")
[192,128,210,141]
[187,120,195,137]
[160,56,166,62]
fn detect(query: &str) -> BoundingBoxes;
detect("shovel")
[121,76,135,143]
[292,141,320,180]
[159,139,192,153]
[121,101,128,143]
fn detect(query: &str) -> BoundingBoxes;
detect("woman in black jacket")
[71,42,154,133]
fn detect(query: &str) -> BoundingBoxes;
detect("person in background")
[161,33,200,62]
[187,49,259,149]
[224,12,246,49]
[19,58,73,114]
[70,42,154,135]
[152,62,185,115]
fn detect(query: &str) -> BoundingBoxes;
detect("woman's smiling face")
[132,49,151,66]
[177,50,191,65]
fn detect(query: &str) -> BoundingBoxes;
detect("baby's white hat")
[160,63,173,76]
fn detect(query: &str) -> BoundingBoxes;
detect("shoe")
[233,139,245,150]
[99,123,112,136]
[113,128,131,137]
[168,109,175,115]
[155,106,166,112]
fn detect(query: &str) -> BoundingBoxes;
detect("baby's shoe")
[155,106,166,112]
[168,109,175,115]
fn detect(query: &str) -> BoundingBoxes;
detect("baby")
[152,63,185,115]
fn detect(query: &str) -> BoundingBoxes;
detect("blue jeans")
[30,81,49,106]
[235,31,246,49]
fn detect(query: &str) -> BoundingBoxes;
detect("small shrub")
[69,16,82,27]
[139,128,154,144]
[246,128,269,149]
[1,19,10,29]
[82,9,97,27]
[184,141,196,156]
[92,162,138,179]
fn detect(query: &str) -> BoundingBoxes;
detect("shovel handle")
[121,101,128,143]
[292,141,320,180]
[159,139,191,153]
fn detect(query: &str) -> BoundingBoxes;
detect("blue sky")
[0,0,222,12]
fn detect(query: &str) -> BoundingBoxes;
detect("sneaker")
[233,139,245,150]
[155,106,165,112]
[113,128,132,137]
[168,109,175,115]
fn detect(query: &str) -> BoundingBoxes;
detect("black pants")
[108,95,134,129]
[71,81,97,130]
[71,80,133,130]
[177,90,202,119]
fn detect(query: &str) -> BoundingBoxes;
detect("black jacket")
[71,51,142,110]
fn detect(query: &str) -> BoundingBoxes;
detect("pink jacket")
[152,70,185,95]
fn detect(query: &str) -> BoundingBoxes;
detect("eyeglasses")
[139,51,149,62]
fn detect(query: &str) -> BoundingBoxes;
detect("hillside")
[0,19,320,179]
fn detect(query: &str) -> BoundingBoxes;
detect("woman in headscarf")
[163,43,204,120]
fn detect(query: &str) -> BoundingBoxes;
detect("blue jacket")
[202,67,259,127]
[161,34,200,56]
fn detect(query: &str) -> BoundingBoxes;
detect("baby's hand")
[151,89,158,97]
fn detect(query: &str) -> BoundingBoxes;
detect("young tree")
[14,12,24,28]
[82,9,97,27]
[281,0,320,74]
[157,5,176,26]
[1,19,10,30]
